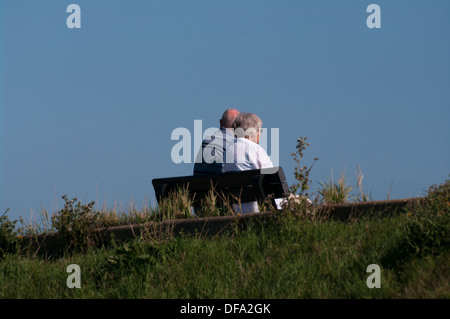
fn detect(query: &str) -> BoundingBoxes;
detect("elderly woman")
[223,112,279,213]
[224,112,273,171]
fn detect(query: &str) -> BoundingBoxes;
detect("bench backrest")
[152,167,290,209]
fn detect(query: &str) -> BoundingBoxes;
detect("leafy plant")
[289,136,319,199]
[104,240,157,275]
[403,178,450,257]
[0,209,22,259]
[51,195,100,253]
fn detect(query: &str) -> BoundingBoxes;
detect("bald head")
[220,108,240,129]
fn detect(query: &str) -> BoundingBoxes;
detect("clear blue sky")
[1,0,449,223]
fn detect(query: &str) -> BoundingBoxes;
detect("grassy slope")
[1,213,448,299]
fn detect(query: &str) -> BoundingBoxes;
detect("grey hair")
[232,112,263,139]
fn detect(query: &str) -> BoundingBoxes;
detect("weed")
[286,136,319,216]
[354,166,372,202]
[155,185,193,221]
[194,183,236,217]
[289,137,319,199]
[317,166,372,204]
[51,195,101,253]
[103,240,158,276]
[0,209,22,259]
[403,178,450,257]
[381,177,450,270]
[318,171,352,204]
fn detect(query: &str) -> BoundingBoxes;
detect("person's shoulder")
[237,137,254,145]
[208,128,223,138]
[234,138,266,154]
[246,139,266,153]
[202,128,224,143]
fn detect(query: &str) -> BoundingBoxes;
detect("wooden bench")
[152,167,290,212]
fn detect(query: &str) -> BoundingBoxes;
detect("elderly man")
[193,108,240,175]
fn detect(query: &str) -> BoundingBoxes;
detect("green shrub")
[0,209,21,259]
[51,195,100,253]
[403,179,450,257]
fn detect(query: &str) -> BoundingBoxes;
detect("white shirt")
[224,137,273,172]
[224,138,281,213]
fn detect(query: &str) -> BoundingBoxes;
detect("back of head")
[232,112,262,139]
[221,108,240,128]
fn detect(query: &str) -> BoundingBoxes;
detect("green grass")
[1,172,448,299]
[1,211,448,298]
